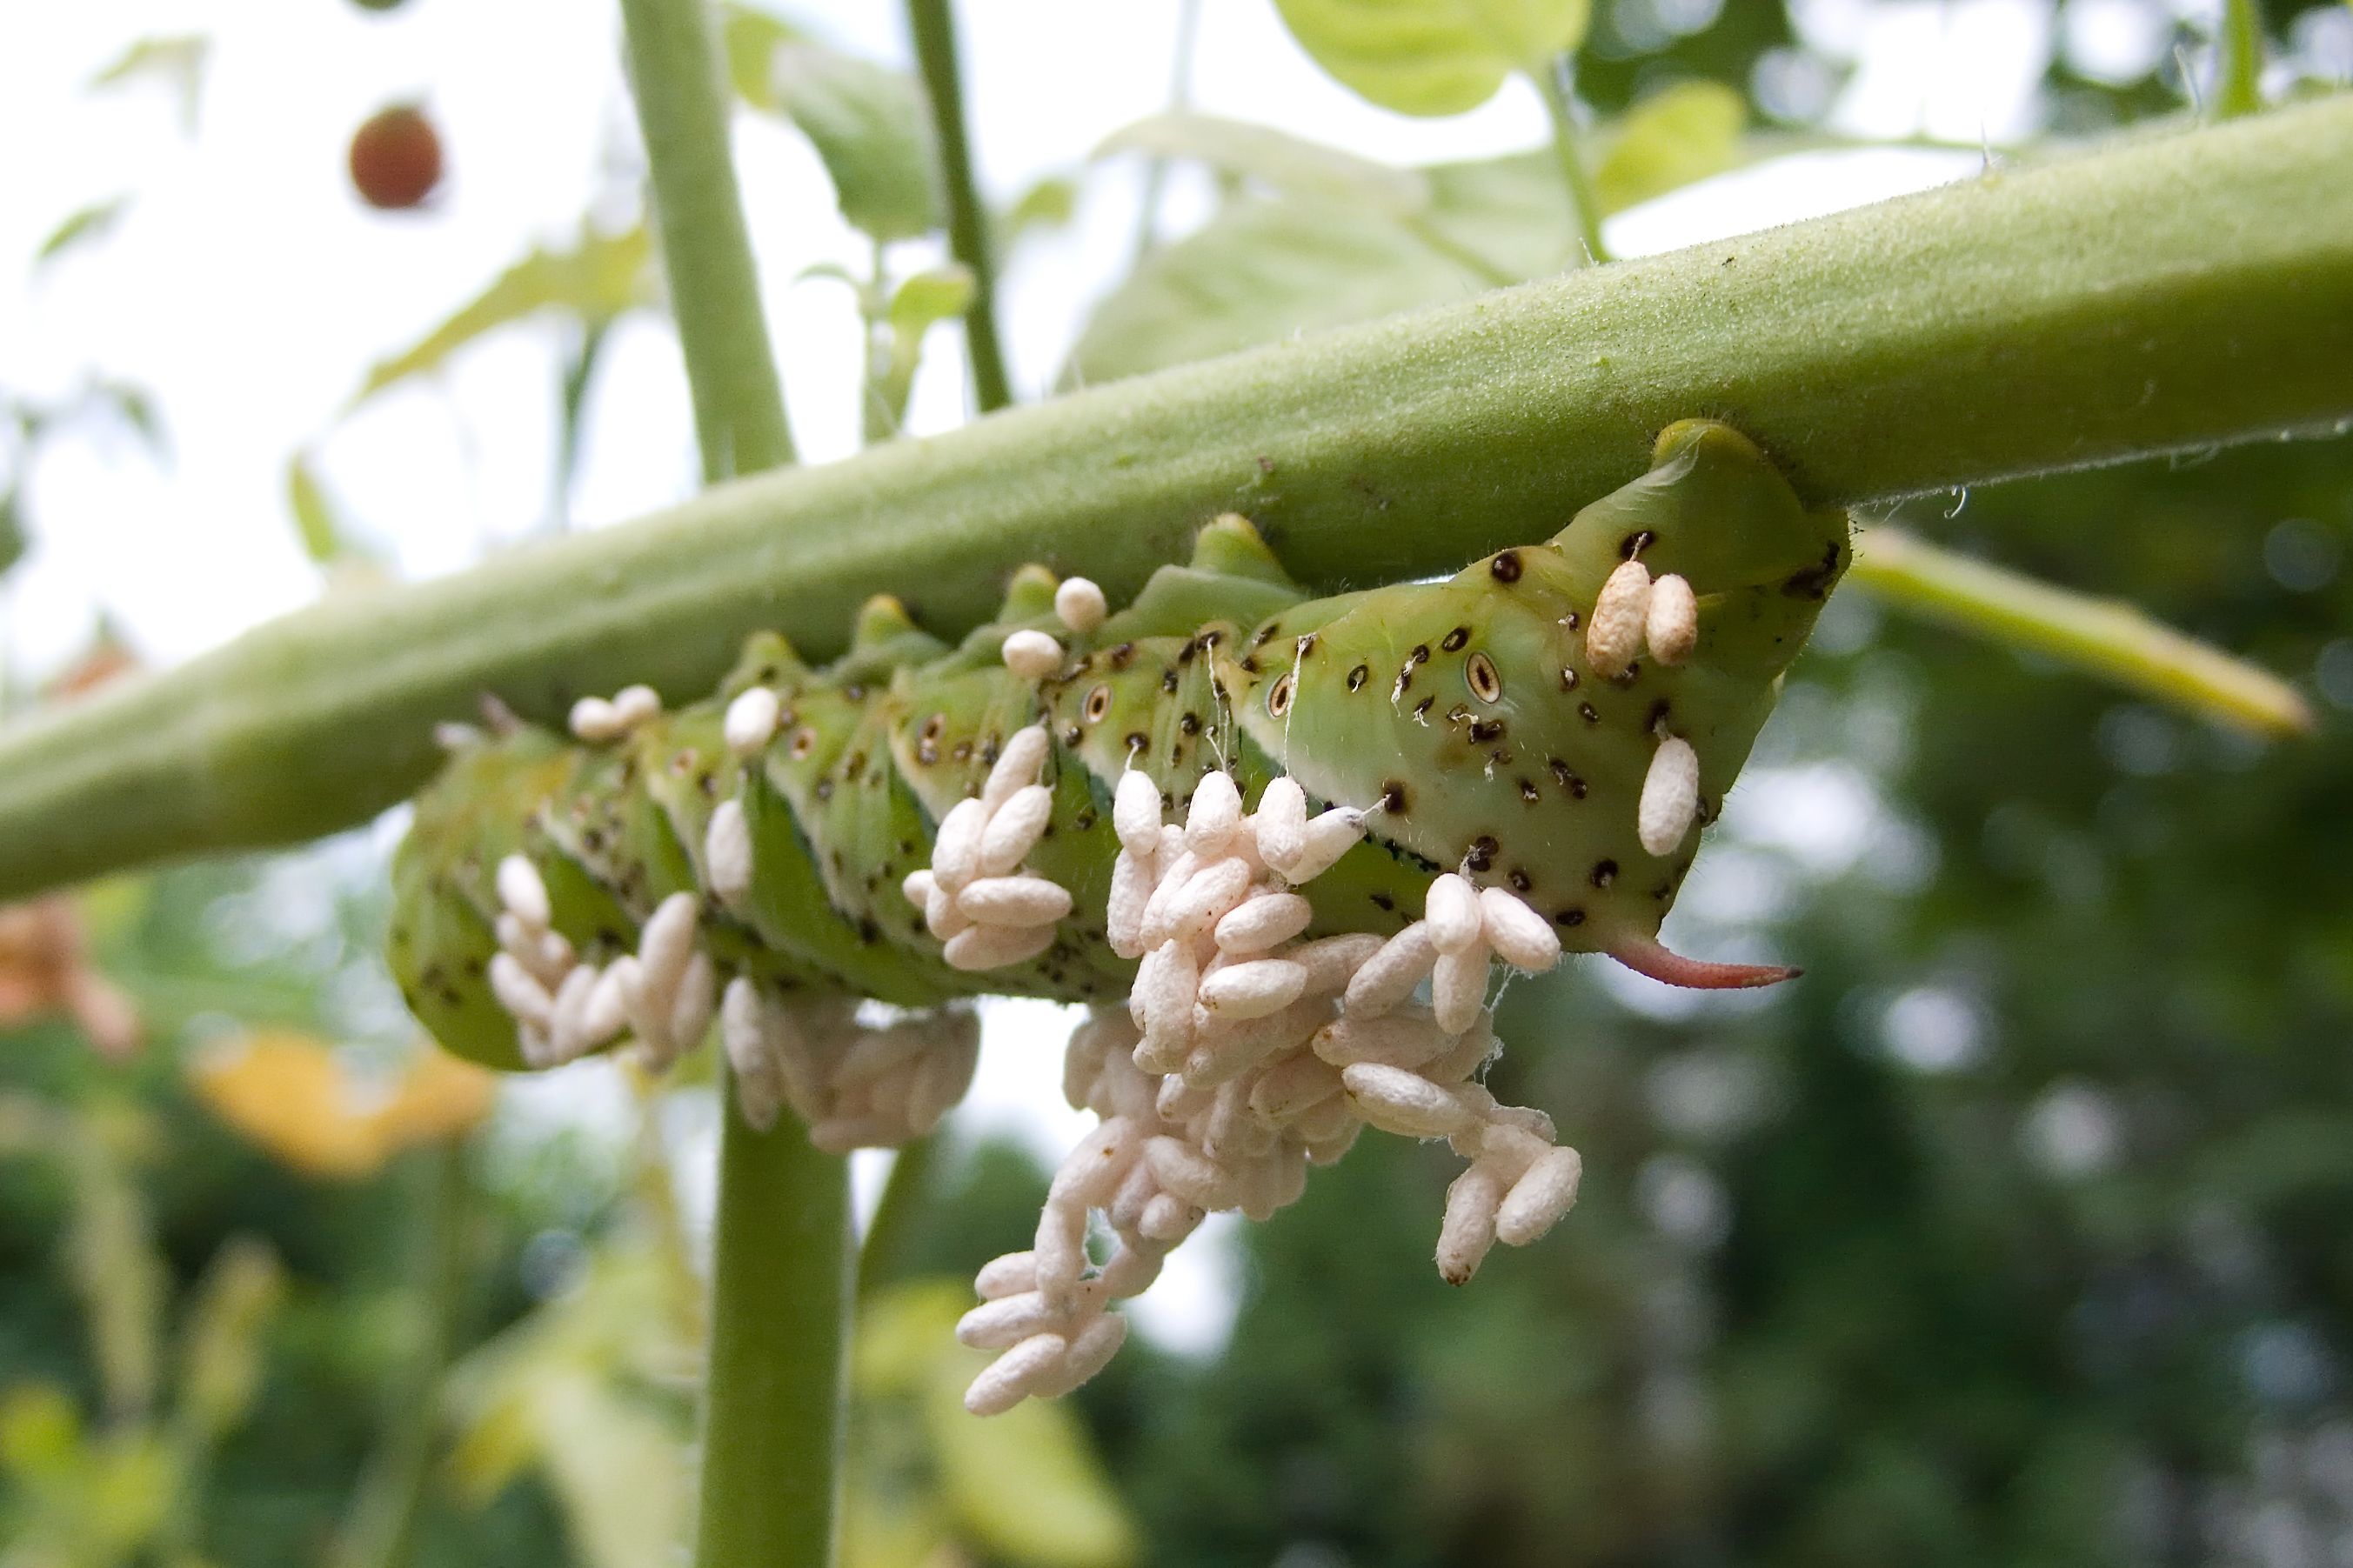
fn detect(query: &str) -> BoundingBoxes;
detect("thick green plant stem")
[619,0,795,478]
[698,1087,853,1568]
[1,100,2351,900]
[905,0,1013,412]
[619,4,846,1565]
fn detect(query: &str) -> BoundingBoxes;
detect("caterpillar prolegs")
[389,419,1850,1408]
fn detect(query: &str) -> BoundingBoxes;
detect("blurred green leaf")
[0,484,26,577]
[1067,95,1751,387]
[350,224,652,408]
[719,3,807,108]
[1099,113,1431,218]
[36,197,130,270]
[871,265,974,438]
[1589,80,1745,213]
[1066,152,1562,386]
[63,1112,168,1424]
[89,35,208,136]
[92,380,169,462]
[1271,0,1589,116]
[1001,174,1079,246]
[173,1236,285,1444]
[854,1282,1135,1568]
[0,1384,83,1478]
[765,43,941,242]
[286,454,353,566]
[445,1249,691,1568]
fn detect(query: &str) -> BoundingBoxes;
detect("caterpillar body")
[391,420,1850,1078]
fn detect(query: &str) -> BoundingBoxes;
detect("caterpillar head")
[1225,420,1850,977]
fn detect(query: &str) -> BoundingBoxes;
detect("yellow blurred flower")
[190,1031,494,1179]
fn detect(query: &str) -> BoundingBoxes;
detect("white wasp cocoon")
[901,868,937,909]
[1184,771,1244,856]
[611,684,661,730]
[985,725,1052,810]
[1479,887,1561,972]
[1035,1314,1129,1399]
[720,977,784,1131]
[1144,1135,1238,1210]
[1247,1054,1345,1120]
[723,685,781,757]
[1344,922,1438,1018]
[1283,807,1365,884]
[943,922,1056,971]
[1215,891,1314,954]
[1342,1064,1478,1139]
[1495,1146,1583,1246]
[974,1251,1039,1300]
[705,799,753,904]
[1431,945,1490,1036]
[1312,1011,1453,1070]
[1292,932,1385,995]
[1105,850,1154,960]
[1437,1164,1507,1284]
[1586,559,1654,679]
[957,1291,1059,1351]
[999,629,1063,680]
[1253,777,1308,873]
[488,952,554,1031]
[666,951,718,1056]
[1638,734,1701,857]
[1053,577,1108,634]
[1424,873,1482,954]
[495,855,551,929]
[931,797,989,891]
[957,875,1073,927]
[1161,857,1254,944]
[1197,958,1307,1019]
[567,696,621,743]
[1646,572,1699,664]
[926,882,971,941]
[964,1331,1070,1417]
[1113,770,1164,854]
[979,784,1053,876]
[638,892,702,997]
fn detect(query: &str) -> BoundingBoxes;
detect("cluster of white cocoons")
[900,724,1073,973]
[1583,560,1706,857]
[998,576,1111,683]
[485,855,716,1071]
[567,683,663,744]
[720,986,980,1152]
[960,776,1588,1415]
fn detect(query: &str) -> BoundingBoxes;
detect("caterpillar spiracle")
[389,419,1849,1411]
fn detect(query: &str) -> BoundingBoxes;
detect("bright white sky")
[0,0,2242,1351]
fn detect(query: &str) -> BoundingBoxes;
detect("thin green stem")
[1130,0,1203,263]
[0,99,2350,898]
[1848,524,2313,739]
[856,1133,939,1302]
[617,4,846,1563]
[2216,0,2263,120]
[697,1082,852,1568]
[618,0,795,478]
[1533,57,1609,265]
[904,0,1013,412]
[331,1140,472,1568]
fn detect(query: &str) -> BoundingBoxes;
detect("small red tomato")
[348,104,443,210]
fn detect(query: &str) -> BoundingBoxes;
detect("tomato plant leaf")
[1271,0,1589,116]
[764,42,941,243]
[87,35,208,137]
[1098,112,1431,218]
[35,198,130,270]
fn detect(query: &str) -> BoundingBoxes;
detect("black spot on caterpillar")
[391,421,1850,1070]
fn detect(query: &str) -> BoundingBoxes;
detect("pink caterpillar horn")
[1609,937,1800,991]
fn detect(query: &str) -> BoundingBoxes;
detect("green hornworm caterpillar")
[389,419,1849,1408]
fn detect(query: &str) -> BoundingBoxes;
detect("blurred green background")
[6,1,2352,1565]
